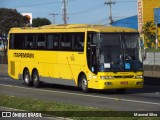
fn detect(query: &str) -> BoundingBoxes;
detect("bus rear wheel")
[32,70,40,88]
[23,69,32,86]
[79,74,89,93]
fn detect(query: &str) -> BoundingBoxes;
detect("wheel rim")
[82,77,87,90]
[24,74,29,84]
[33,74,38,85]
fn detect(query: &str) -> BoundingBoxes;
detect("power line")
[12,1,136,17]
[14,2,61,8]
[13,0,76,8]
[7,0,138,25]
[49,13,58,24]
[92,18,109,24]
[69,3,103,15]
[92,15,138,25]
[116,0,136,3]
[12,0,136,9]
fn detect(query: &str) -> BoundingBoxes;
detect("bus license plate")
[121,81,128,85]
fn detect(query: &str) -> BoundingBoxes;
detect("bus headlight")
[135,75,143,79]
[136,82,143,85]
[100,76,114,79]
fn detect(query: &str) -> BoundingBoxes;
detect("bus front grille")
[114,75,134,78]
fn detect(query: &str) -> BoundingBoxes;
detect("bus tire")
[32,70,40,88]
[23,69,32,86]
[80,74,89,93]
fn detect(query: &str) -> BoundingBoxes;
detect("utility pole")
[62,0,68,24]
[49,13,58,24]
[105,0,115,25]
[155,8,159,50]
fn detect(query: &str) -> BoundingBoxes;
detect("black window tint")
[9,34,14,49]
[37,34,46,49]
[53,34,59,50]
[10,34,25,49]
[47,34,59,50]
[47,34,54,49]
[60,34,71,50]
[25,34,35,49]
[72,33,84,52]
[9,32,85,51]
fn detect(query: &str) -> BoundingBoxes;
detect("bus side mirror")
[142,48,146,61]
[140,39,146,61]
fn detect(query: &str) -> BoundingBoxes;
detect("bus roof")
[10,24,138,33]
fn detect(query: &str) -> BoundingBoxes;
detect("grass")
[0,94,159,120]
[145,48,160,52]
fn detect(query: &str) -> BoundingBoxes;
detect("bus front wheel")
[32,70,40,88]
[23,69,32,86]
[80,74,89,93]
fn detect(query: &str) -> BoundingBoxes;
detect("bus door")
[89,44,97,74]
[87,33,98,74]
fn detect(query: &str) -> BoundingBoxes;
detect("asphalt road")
[0,73,160,111]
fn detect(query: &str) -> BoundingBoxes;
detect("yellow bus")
[8,24,144,93]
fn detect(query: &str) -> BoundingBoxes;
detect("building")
[138,0,160,32]
[138,0,160,47]
[113,0,160,47]
[112,15,138,30]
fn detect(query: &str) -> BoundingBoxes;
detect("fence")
[0,55,8,74]
[143,52,160,78]
[0,55,8,64]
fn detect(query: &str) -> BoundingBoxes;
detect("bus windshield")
[99,33,143,72]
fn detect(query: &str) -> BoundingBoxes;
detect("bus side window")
[60,34,71,50]
[14,34,25,49]
[47,34,59,50]
[9,34,14,49]
[72,33,84,52]
[47,34,54,50]
[25,34,34,49]
[53,34,59,50]
[37,34,46,49]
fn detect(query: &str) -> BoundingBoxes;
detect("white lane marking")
[0,84,160,106]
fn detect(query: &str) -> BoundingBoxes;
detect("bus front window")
[99,33,143,72]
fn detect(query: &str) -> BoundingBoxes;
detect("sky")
[0,0,138,25]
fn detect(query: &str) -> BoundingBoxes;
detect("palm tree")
[142,21,156,48]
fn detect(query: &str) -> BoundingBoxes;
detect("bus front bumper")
[95,79,144,90]
[88,72,144,90]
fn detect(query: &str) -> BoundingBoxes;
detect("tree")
[142,21,156,48]
[0,8,29,33]
[0,8,29,55]
[32,17,51,27]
